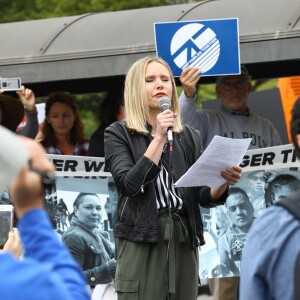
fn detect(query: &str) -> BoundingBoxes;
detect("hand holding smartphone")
[0,205,14,249]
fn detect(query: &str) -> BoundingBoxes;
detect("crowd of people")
[0,55,299,300]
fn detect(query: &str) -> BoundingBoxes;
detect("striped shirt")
[155,164,183,210]
[41,140,90,156]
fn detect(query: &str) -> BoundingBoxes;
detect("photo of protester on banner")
[264,171,300,207]
[199,143,300,279]
[61,192,116,286]
[41,155,116,285]
[43,179,59,230]
[40,155,117,299]
[247,170,266,216]
[45,176,115,241]
[217,187,254,276]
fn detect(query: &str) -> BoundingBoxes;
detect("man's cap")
[0,94,24,132]
[216,65,250,85]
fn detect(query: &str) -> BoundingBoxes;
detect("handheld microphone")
[158,96,173,147]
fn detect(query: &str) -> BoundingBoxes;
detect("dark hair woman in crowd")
[41,91,89,155]
[104,56,242,300]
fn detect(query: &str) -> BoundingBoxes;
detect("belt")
[158,207,186,216]
[159,209,188,294]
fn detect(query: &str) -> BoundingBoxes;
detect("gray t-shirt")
[240,205,300,300]
[179,91,282,150]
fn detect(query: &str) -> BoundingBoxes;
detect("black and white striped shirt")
[155,164,183,210]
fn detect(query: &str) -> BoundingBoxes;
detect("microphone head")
[158,96,171,112]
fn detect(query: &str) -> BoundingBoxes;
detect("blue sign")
[154,19,240,77]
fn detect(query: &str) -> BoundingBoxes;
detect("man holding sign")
[178,66,282,300]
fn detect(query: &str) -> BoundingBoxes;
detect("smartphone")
[0,78,21,91]
[0,205,14,249]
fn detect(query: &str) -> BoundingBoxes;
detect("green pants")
[115,212,199,300]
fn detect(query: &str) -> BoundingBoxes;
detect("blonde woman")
[104,56,242,300]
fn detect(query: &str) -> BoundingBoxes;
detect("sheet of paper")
[175,136,252,189]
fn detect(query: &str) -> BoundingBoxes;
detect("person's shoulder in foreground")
[0,126,90,300]
[0,209,91,300]
[240,96,300,300]
[239,202,300,300]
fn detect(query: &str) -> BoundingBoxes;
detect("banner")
[43,145,300,280]
[154,18,240,77]
[199,144,300,279]
[1,145,300,287]
[42,155,117,299]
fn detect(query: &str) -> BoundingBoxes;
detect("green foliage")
[0,0,190,23]
[253,78,278,92]
[75,93,106,139]
[80,109,99,139]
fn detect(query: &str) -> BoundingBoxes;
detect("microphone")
[158,96,171,112]
[158,96,173,147]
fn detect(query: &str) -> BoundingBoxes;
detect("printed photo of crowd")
[199,167,300,278]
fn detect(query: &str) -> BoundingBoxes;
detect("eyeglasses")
[219,81,249,90]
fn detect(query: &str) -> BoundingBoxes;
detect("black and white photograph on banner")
[43,180,60,231]
[1,144,299,296]
[45,154,118,300]
[46,146,300,284]
[55,176,117,298]
[199,143,300,279]
[43,176,115,239]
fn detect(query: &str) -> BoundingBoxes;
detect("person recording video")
[104,56,242,300]
[0,126,90,300]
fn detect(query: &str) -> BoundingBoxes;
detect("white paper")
[175,136,251,189]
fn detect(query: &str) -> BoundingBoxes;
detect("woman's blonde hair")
[124,56,183,135]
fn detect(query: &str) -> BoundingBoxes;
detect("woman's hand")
[16,86,36,112]
[221,165,242,186]
[156,109,177,139]
[211,165,243,200]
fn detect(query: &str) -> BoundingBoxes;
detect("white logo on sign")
[170,23,220,72]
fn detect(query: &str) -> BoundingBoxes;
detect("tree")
[0,0,194,23]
